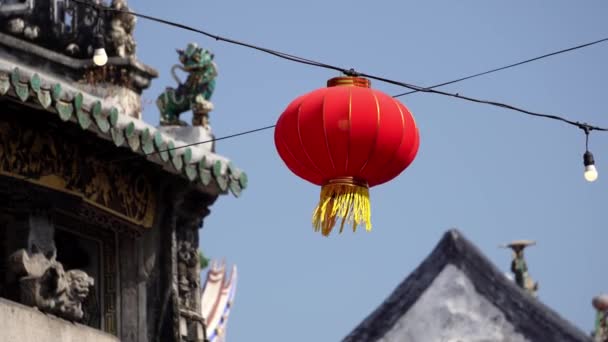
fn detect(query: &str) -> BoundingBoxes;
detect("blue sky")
[130,1,607,340]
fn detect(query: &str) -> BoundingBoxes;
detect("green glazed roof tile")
[10,68,20,88]
[14,83,29,102]
[197,156,207,175]
[172,154,183,171]
[37,89,52,109]
[200,168,212,186]
[184,164,198,181]
[183,148,192,164]
[30,73,41,93]
[127,132,140,152]
[0,73,9,95]
[167,141,176,158]
[125,121,136,137]
[229,179,241,197]
[92,101,110,133]
[216,174,228,192]
[158,143,169,162]
[141,128,154,155]
[109,107,119,127]
[51,83,62,101]
[111,127,125,147]
[239,172,248,189]
[55,101,73,121]
[212,160,223,178]
[73,92,83,110]
[77,108,92,130]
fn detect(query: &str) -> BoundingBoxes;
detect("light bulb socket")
[584,151,595,167]
[93,35,105,50]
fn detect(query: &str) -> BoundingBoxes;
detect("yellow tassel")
[312,178,371,237]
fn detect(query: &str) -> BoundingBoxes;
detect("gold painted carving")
[0,122,155,227]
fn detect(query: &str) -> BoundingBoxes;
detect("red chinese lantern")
[274,76,420,236]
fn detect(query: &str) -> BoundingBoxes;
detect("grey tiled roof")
[342,229,591,342]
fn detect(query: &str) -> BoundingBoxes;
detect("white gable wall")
[378,264,530,342]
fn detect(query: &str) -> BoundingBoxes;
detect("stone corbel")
[9,247,94,321]
[7,212,95,321]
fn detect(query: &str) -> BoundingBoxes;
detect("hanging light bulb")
[584,151,598,182]
[582,125,598,182]
[92,34,108,66]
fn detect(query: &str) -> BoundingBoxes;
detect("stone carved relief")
[6,17,40,40]
[0,121,156,228]
[9,248,94,321]
[174,196,210,342]
[177,240,199,309]
[0,0,139,60]
[2,0,39,40]
[107,0,137,58]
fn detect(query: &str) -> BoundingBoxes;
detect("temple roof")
[0,34,247,198]
[342,229,591,342]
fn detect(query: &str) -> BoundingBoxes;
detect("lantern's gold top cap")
[327,76,371,88]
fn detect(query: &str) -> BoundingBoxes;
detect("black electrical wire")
[73,0,608,156]
[72,0,343,74]
[109,124,276,163]
[360,71,608,132]
[392,37,608,97]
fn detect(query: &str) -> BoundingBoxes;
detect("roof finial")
[500,240,538,297]
[592,294,608,342]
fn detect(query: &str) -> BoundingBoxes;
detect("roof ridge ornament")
[500,240,539,297]
[157,42,217,129]
[592,294,608,342]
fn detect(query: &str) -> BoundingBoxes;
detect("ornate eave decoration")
[0,65,247,199]
[0,0,247,204]
[0,118,157,227]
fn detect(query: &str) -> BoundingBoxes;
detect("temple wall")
[0,298,119,342]
[117,184,183,342]
[0,105,218,342]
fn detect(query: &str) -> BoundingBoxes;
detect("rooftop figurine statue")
[157,43,218,127]
[107,0,137,58]
[593,294,608,342]
[501,240,539,297]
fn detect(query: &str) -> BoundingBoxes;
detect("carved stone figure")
[156,43,218,127]
[501,240,538,297]
[6,18,25,34]
[5,17,39,40]
[9,248,94,321]
[177,240,199,308]
[108,0,137,57]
